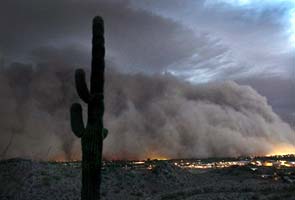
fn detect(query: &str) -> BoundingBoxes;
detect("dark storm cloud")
[0,0,205,72]
[132,0,294,79]
[3,0,290,80]
[1,0,292,79]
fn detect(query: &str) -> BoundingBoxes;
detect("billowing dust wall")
[0,63,294,160]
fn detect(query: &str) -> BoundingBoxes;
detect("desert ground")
[1,157,295,200]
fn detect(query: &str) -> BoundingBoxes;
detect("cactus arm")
[70,103,85,138]
[102,128,108,139]
[75,69,91,103]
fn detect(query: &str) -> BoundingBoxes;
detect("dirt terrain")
[1,158,295,200]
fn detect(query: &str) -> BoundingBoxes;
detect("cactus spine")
[70,16,108,200]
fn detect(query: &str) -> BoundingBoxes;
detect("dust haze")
[0,62,294,160]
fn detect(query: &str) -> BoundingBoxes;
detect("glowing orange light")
[263,162,273,167]
[145,151,169,160]
[266,144,295,156]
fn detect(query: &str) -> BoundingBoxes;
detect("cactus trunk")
[70,16,108,200]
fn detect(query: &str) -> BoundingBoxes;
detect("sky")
[1,0,293,121]
[132,0,294,81]
[0,0,294,159]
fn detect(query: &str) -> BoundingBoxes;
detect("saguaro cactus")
[70,16,108,200]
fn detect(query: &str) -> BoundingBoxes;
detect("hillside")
[1,158,295,200]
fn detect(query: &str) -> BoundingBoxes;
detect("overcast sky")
[0,0,294,122]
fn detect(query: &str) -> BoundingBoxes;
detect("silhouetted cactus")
[70,16,108,200]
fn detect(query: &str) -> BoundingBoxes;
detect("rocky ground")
[1,158,295,200]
